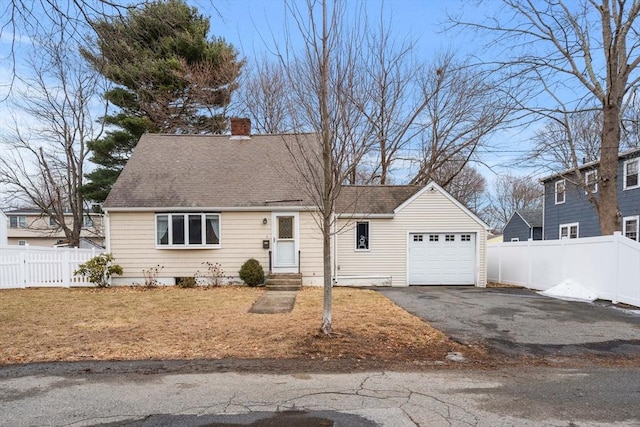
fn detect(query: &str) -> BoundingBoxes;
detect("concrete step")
[266,273,302,291]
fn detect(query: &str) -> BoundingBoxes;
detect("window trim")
[559,222,579,240]
[584,170,598,194]
[9,215,27,228]
[18,240,26,246]
[623,158,640,190]
[555,179,566,204]
[623,215,639,242]
[355,221,370,251]
[155,213,221,249]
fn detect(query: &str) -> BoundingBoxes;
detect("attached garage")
[334,182,489,287]
[408,232,476,285]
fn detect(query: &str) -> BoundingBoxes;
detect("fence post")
[612,232,621,304]
[20,244,29,288]
[527,238,533,287]
[62,248,71,288]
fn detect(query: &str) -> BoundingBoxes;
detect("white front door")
[272,212,298,272]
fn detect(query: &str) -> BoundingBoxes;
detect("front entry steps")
[266,273,302,291]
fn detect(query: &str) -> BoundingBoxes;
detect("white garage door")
[408,233,476,285]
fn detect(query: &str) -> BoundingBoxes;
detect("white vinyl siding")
[108,210,323,285]
[335,187,487,287]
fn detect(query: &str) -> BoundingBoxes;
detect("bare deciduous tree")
[277,0,377,335]
[235,59,293,134]
[454,0,640,235]
[409,54,512,186]
[0,33,105,246]
[430,160,487,213]
[529,110,603,173]
[350,17,427,184]
[485,174,543,231]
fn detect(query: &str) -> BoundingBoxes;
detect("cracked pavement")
[2,367,640,426]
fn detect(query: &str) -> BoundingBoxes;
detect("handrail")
[268,250,272,274]
[298,250,301,274]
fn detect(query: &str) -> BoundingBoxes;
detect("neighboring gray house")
[503,209,542,242]
[541,147,640,241]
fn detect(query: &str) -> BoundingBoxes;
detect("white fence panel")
[0,245,100,289]
[488,233,640,307]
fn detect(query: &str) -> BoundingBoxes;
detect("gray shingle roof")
[517,209,543,228]
[104,133,319,209]
[335,185,421,214]
[104,133,424,214]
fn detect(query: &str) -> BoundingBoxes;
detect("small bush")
[176,276,197,288]
[239,258,265,287]
[74,253,123,287]
[195,261,225,287]
[142,265,163,287]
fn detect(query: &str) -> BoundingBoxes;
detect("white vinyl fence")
[488,232,640,307]
[0,245,101,289]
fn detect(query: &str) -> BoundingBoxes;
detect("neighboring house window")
[555,180,566,204]
[585,170,598,194]
[9,215,27,228]
[355,221,369,250]
[623,216,639,242]
[18,240,26,246]
[156,213,220,247]
[624,158,639,190]
[49,216,57,226]
[511,238,519,242]
[559,223,579,239]
[83,216,93,227]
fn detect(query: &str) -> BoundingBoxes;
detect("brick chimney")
[230,117,251,138]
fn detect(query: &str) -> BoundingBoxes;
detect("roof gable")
[395,181,490,229]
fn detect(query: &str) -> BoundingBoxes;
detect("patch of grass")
[0,287,485,365]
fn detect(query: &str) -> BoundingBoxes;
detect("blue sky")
[0,0,533,190]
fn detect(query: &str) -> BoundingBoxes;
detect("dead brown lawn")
[0,287,486,366]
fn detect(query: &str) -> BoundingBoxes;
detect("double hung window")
[624,216,639,242]
[624,159,639,190]
[9,215,27,228]
[555,180,566,204]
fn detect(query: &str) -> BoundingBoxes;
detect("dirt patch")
[0,287,488,368]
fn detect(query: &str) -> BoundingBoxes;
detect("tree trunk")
[321,212,332,335]
[599,103,622,235]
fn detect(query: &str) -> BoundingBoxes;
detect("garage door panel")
[409,233,476,285]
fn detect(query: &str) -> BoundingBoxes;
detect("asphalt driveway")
[379,286,640,357]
